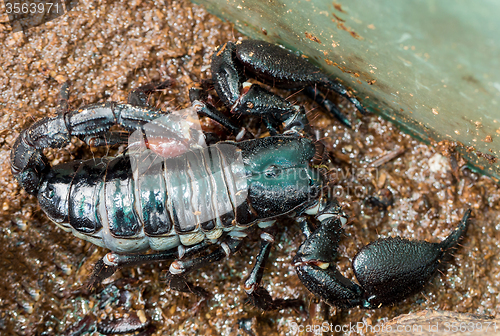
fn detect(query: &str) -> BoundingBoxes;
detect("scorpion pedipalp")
[294,208,471,309]
[211,40,367,129]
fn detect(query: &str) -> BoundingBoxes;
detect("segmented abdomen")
[53,143,247,253]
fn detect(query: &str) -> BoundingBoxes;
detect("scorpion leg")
[85,131,131,148]
[191,99,244,137]
[88,250,178,290]
[56,82,71,114]
[244,228,304,312]
[127,79,173,107]
[303,86,352,128]
[88,242,210,290]
[165,237,243,297]
[294,203,471,309]
[189,85,250,140]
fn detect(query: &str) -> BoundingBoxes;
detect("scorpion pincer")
[11,40,470,315]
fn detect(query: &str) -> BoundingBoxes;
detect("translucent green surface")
[194,0,500,181]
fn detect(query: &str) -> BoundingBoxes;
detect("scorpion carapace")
[11,40,470,325]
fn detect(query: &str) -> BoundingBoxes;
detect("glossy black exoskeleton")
[210,39,367,130]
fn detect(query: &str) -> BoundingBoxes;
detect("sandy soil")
[0,0,499,335]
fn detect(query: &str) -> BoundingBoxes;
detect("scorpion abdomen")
[37,142,250,253]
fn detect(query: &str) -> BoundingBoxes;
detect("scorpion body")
[12,40,471,327]
[35,132,320,254]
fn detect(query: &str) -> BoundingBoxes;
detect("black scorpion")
[11,40,470,319]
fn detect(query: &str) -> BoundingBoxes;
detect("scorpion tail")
[11,85,71,195]
[10,131,50,195]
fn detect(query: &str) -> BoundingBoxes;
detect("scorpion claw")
[353,209,471,308]
[211,40,365,135]
[295,205,471,309]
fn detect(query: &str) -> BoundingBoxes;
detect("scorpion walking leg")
[191,99,244,137]
[320,79,366,116]
[88,250,178,290]
[56,82,71,114]
[244,228,304,312]
[166,237,243,297]
[189,85,248,139]
[127,79,174,107]
[88,242,210,290]
[303,86,352,128]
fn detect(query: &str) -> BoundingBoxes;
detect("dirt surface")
[384,310,500,336]
[1,0,500,335]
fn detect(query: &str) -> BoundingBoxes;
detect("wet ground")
[1,0,500,335]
